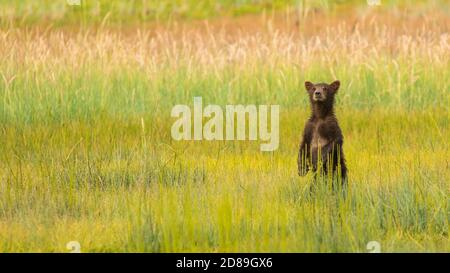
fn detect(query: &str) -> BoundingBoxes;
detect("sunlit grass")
[0,5,449,252]
[1,0,447,26]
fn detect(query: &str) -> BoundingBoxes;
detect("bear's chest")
[311,121,329,149]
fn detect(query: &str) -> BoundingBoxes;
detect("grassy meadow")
[0,1,449,252]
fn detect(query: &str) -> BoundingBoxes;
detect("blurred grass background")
[0,0,449,26]
[0,0,449,252]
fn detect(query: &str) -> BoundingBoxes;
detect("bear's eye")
[312,87,316,91]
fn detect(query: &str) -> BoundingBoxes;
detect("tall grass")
[1,0,448,26]
[0,5,449,252]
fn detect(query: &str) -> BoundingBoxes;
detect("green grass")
[0,0,290,27]
[1,63,448,252]
[1,0,448,27]
[0,2,449,252]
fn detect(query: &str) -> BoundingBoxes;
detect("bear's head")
[304,80,340,104]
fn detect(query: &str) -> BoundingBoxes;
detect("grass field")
[0,1,449,252]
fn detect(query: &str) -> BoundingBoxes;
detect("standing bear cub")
[297,80,347,182]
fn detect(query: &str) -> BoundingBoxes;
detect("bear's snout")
[313,88,326,101]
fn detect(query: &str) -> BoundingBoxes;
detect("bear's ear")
[329,80,340,93]
[305,81,314,92]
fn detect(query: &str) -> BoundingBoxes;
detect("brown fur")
[297,80,347,182]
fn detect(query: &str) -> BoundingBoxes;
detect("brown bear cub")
[297,80,347,183]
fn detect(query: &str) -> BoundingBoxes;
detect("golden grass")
[0,7,449,252]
